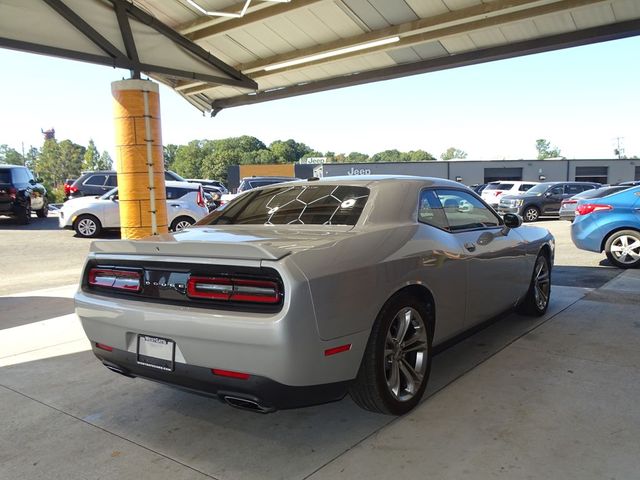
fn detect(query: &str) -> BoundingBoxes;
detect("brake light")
[8,187,17,200]
[69,185,78,194]
[562,199,577,206]
[88,268,141,292]
[494,191,503,196]
[187,276,280,304]
[196,187,205,208]
[576,203,613,216]
[64,184,71,195]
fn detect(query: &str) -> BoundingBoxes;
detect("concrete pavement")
[1,269,638,479]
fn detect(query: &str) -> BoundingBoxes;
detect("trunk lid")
[90,225,355,261]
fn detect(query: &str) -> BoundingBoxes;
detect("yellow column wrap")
[112,79,168,239]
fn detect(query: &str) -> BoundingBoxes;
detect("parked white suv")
[481,181,539,207]
[59,181,209,237]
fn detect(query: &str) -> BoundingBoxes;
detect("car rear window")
[202,185,369,226]
[0,170,13,183]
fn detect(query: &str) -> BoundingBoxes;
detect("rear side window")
[166,187,194,199]
[204,185,369,226]
[496,183,514,190]
[105,175,117,187]
[565,184,583,195]
[84,174,107,186]
[436,189,501,231]
[11,168,30,184]
[519,184,536,191]
[418,190,448,230]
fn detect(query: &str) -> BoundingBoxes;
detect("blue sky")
[1,35,639,160]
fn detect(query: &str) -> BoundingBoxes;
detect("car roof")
[265,175,466,189]
[0,165,24,170]
[165,180,198,189]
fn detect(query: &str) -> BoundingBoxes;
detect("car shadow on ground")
[0,216,59,230]
[552,265,621,288]
[0,296,76,330]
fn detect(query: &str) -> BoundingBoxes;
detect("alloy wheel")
[77,218,97,236]
[384,307,429,402]
[533,256,550,311]
[174,220,192,231]
[524,207,539,222]
[609,234,640,265]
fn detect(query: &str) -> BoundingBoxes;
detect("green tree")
[440,147,468,160]
[163,144,179,170]
[345,152,369,163]
[172,140,212,179]
[35,139,60,186]
[0,145,25,165]
[535,139,562,160]
[97,150,113,170]
[83,139,100,170]
[269,139,312,163]
[370,149,403,162]
[25,146,38,171]
[407,150,436,161]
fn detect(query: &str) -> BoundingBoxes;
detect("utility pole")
[614,137,625,159]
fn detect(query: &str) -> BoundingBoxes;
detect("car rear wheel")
[517,252,551,316]
[605,230,640,269]
[350,293,433,415]
[170,216,195,232]
[74,214,102,238]
[523,206,540,222]
[17,201,31,225]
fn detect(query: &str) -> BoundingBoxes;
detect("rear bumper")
[93,345,350,411]
[571,216,603,252]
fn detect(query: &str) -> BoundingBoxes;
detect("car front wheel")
[605,230,640,268]
[517,252,551,316]
[350,293,433,415]
[74,214,102,238]
[523,206,540,222]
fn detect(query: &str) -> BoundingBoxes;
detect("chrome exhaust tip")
[223,395,274,414]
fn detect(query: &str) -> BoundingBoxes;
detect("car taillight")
[187,276,280,304]
[575,203,613,216]
[69,185,78,194]
[494,191,503,196]
[562,199,577,206]
[88,268,141,292]
[196,187,205,208]
[8,187,17,200]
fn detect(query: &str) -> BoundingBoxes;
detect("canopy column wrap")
[112,79,167,240]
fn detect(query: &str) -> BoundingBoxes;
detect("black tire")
[517,252,551,316]
[74,214,102,238]
[35,198,49,218]
[17,201,31,225]
[170,216,195,232]
[604,230,640,269]
[349,293,433,415]
[522,206,540,223]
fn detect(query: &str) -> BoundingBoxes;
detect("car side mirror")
[503,213,522,228]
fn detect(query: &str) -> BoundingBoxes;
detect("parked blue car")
[571,186,640,268]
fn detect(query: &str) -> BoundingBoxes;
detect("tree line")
[0,139,112,201]
[163,136,469,182]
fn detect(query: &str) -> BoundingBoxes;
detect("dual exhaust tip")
[222,395,275,414]
[102,362,275,413]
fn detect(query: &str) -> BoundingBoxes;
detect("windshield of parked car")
[199,184,370,226]
[524,183,553,195]
[484,183,514,190]
[100,188,118,199]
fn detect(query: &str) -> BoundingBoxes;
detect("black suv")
[68,170,186,198]
[0,165,48,224]
[498,181,600,222]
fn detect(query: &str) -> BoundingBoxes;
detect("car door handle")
[170,204,180,207]
[464,242,476,252]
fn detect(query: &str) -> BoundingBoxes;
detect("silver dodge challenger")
[75,176,554,415]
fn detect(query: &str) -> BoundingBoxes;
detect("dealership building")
[227,158,639,191]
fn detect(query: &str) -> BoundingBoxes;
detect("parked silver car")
[75,176,554,414]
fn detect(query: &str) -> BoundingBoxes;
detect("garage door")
[484,168,522,183]
[575,166,608,184]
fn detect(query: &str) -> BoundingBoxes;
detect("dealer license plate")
[137,335,175,371]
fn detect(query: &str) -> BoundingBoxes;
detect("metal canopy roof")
[2,1,640,115]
